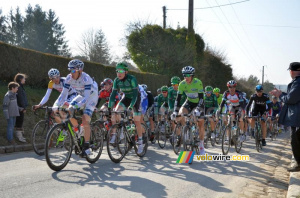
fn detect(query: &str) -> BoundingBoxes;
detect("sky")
[1,0,299,85]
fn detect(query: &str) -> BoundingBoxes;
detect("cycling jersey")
[108,74,138,108]
[168,86,186,110]
[177,78,204,104]
[220,90,244,111]
[139,85,148,115]
[146,91,154,109]
[157,93,168,108]
[204,93,218,114]
[216,94,223,106]
[96,88,120,108]
[246,93,271,117]
[269,101,281,117]
[39,77,77,106]
[56,72,98,116]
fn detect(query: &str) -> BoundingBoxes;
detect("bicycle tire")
[255,124,262,152]
[183,126,192,151]
[222,125,231,155]
[107,124,126,163]
[158,122,167,149]
[204,122,209,149]
[235,127,243,153]
[86,125,104,164]
[32,120,50,156]
[215,121,222,144]
[45,123,73,171]
[172,124,183,155]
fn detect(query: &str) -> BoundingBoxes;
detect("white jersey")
[55,72,98,107]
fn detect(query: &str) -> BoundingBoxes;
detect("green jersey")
[168,86,186,110]
[204,93,218,109]
[216,94,223,105]
[157,93,168,108]
[108,74,138,108]
[178,78,204,104]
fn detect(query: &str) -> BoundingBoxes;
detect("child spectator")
[3,82,23,144]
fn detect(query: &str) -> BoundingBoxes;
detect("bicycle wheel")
[32,120,50,156]
[255,125,262,152]
[86,125,104,164]
[211,130,216,147]
[235,127,243,153]
[273,122,278,140]
[134,123,148,157]
[107,124,127,163]
[45,124,73,171]
[158,122,167,149]
[222,125,231,155]
[183,126,192,151]
[172,124,183,155]
[204,122,209,149]
[215,121,222,144]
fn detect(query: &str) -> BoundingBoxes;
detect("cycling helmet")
[141,84,148,91]
[100,81,105,88]
[227,80,237,87]
[213,87,220,93]
[255,85,263,91]
[48,68,60,78]
[205,86,213,92]
[171,76,181,85]
[161,86,168,92]
[68,59,84,70]
[116,62,129,71]
[157,88,162,94]
[182,66,195,75]
[103,78,113,85]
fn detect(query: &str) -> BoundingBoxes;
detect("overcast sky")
[1,0,299,85]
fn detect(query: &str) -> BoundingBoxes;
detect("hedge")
[0,41,169,93]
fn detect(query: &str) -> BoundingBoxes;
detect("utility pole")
[188,0,194,34]
[262,65,264,86]
[163,6,166,29]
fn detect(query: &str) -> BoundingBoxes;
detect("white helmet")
[141,84,148,91]
[68,59,84,70]
[48,68,60,78]
[182,66,195,75]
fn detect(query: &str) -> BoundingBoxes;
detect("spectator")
[270,62,300,172]
[3,82,23,144]
[14,73,28,143]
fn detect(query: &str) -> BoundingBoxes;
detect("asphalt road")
[0,132,290,198]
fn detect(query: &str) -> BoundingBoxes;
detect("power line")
[168,0,249,10]
[228,0,265,66]
[211,0,261,71]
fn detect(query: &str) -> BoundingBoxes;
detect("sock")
[138,137,142,144]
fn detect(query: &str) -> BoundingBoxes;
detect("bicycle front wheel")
[183,126,192,151]
[45,124,73,171]
[255,125,262,152]
[86,125,104,164]
[235,128,243,153]
[215,121,222,144]
[107,124,127,163]
[172,124,183,155]
[32,120,50,156]
[222,125,231,155]
[158,122,167,149]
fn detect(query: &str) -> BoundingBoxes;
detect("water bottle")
[79,124,85,137]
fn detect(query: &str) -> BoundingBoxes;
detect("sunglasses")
[183,74,192,77]
[256,90,263,93]
[206,91,212,94]
[70,69,77,74]
[49,76,59,80]
[116,69,126,73]
[228,86,236,89]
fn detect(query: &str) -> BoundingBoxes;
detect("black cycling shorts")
[119,94,141,114]
[182,100,198,114]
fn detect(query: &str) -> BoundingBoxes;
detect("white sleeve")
[39,89,52,106]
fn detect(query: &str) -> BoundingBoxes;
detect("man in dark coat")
[270,62,300,172]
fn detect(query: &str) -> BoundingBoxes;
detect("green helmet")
[161,85,168,92]
[205,86,213,92]
[171,76,181,85]
[213,87,220,93]
[116,62,129,71]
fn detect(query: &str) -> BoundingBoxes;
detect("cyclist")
[141,84,155,137]
[245,85,271,146]
[267,95,282,134]
[108,62,144,154]
[157,85,169,119]
[171,66,205,155]
[213,87,223,106]
[204,86,218,136]
[217,80,245,144]
[33,69,77,123]
[55,59,98,157]
[96,78,120,111]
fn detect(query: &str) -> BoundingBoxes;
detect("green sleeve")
[157,95,162,108]
[178,83,184,95]
[168,91,174,110]
[108,79,118,108]
[129,76,138,108]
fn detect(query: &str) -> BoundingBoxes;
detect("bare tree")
[76,28,111,65]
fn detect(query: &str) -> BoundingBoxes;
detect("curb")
[0,143,33,154]
[287,156,300,198]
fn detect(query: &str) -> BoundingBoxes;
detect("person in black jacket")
[14,73,28,143]
[270,62,300,172]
